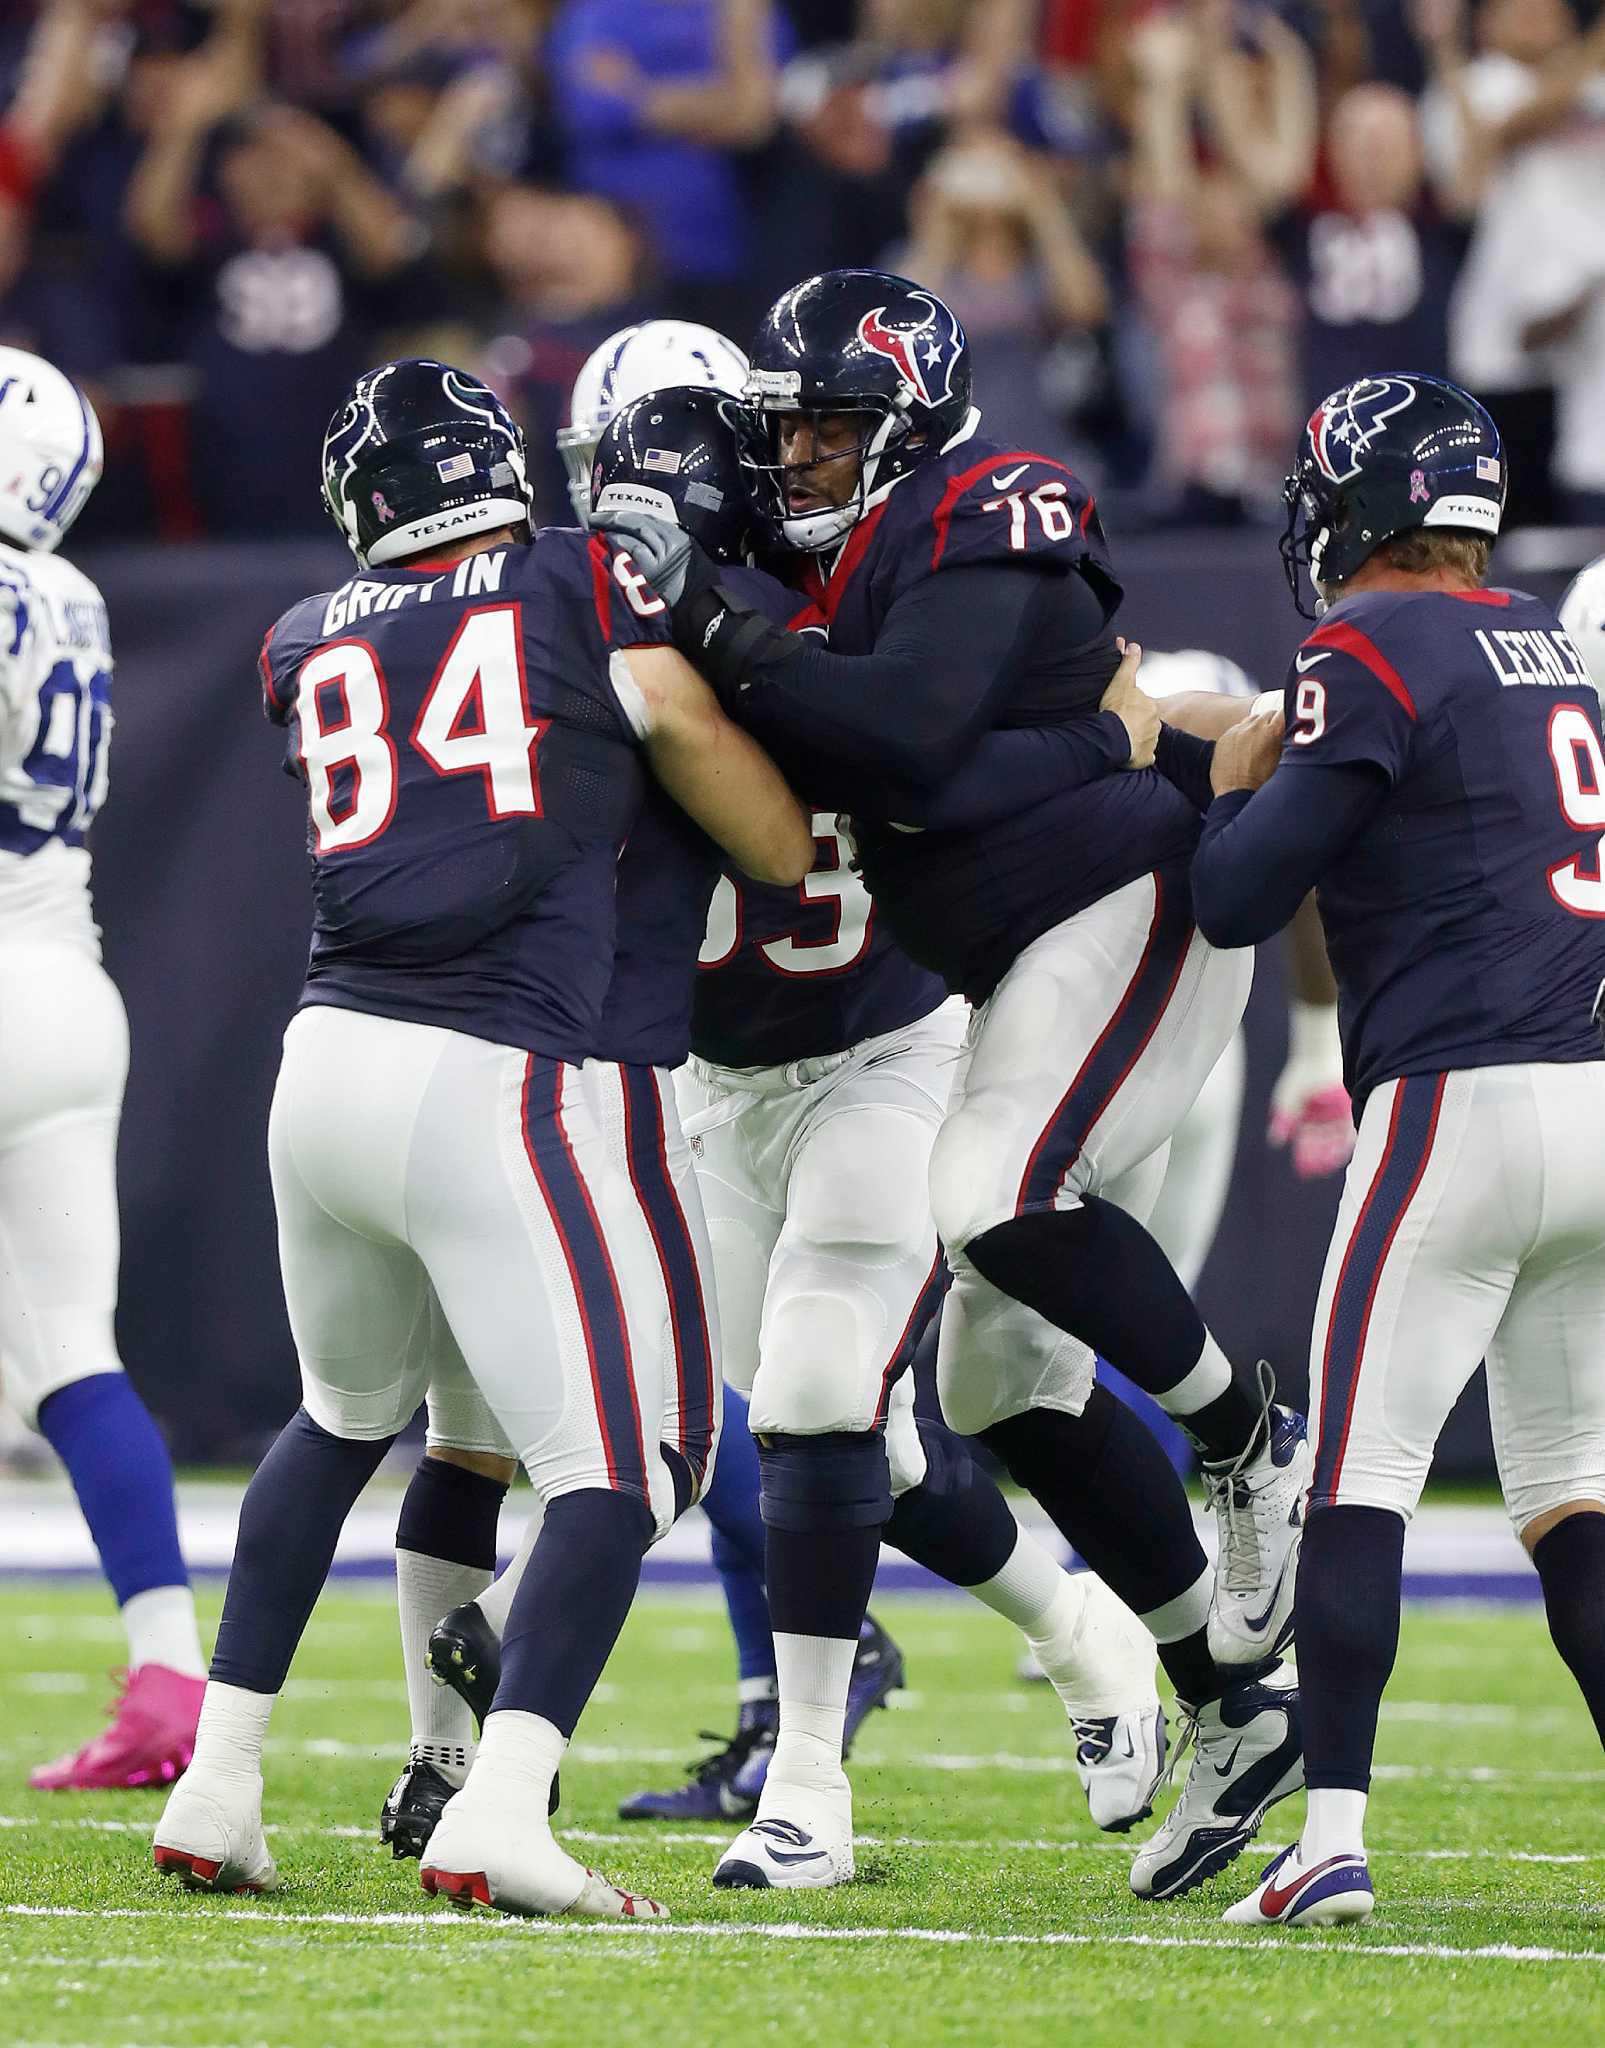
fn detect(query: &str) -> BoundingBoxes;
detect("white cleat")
[421,1788,666,1921]
[153,1772,278,1894]
[1129,1663,1303,1901]
[1203,1373,1311,1667]
[1223,1841,1375,1927]
[1039,1573,1166,1832]
[1071,1705,1168,1834]
[712,1780,855,1891]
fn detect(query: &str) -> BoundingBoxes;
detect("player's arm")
[620,645,814,886]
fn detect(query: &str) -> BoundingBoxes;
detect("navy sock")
[760,1431,889,1642]
[980,1388,1225,1705]
[1533,1513,1605,1749]
[1298,1504,1405,1791]
[967,1201,1263,1460]
[396,1454,507,1571]
[702,1387,775,1682]
[885,1419,1020,1588]
[494,1488,653,1736]
[210,1408,394,1693]
[37,1374,188,1605]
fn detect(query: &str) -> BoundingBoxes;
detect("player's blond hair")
[1375,532,1493,582]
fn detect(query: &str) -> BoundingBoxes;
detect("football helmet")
[322,358,531,568]
[590,387,754,566]
[1281,372,1505,615]
[1559,551,1605,704]
[743,268,977,552]
[558,321,749,520]
[0,347,103,554]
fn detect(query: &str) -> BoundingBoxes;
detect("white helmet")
[0,348,103,553]
[1559,553,1605,705]
[1136,648,1259,704]
[557,321,749,518]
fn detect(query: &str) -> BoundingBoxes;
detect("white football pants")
[270,1006,700,1536]
[1309,1061,1605,1534]
[0,942,128,1427]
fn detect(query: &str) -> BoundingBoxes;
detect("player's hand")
[1102,639,1160,769]
[1209,703,1284,796]
[1268,999,1354,1178]
[590,511,715,610]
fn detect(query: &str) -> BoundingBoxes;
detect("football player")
[386,387,1167,1865]
[1183,375,1605,1927]
[596,272,1307,1900]
[0,348,209,1791]
[1559,549,1605,704]
[151,359,814,1921]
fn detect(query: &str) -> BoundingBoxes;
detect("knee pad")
[758,1430,892,1534]
[928,1103,1016,1257]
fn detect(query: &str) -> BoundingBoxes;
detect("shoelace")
[685,1722,772,1788]
[1070,1716,1114,1766]
[1205,1361,1281,1595]
[1151,1702,1201,1805]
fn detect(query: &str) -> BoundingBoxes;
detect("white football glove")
[1268,999,1354,1180]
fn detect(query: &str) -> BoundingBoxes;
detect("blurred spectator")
[1419,0,1605,524]
[1266,83,1464,408]
[126,9,424,535]
[478,184,648,520]
[899,129,1107,464]
[1124,8,1299,522]
[546,0,787,332]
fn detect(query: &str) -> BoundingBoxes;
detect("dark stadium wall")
[83,535,1507,1474]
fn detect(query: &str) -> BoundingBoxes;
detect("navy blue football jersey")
[261,531,673,1061]
[1278,586,1605,1108]
[599,780,722,1068]
[688,562,947,1066]
[771,435,1199,999]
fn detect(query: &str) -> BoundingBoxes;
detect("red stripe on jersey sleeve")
[929,451,1073,571]
[587,534,613,645]
[1305,619,1418,720]
[1448,589,1513,607]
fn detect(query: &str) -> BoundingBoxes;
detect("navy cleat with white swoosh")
[1129,1664,1304,1900]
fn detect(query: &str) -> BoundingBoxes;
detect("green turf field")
[1,1583,1600,2048]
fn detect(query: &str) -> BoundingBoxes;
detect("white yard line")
[3,1903,1600,1967]
[0,1814,1596,1869]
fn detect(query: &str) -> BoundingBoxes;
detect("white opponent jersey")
[0,541,112,953]
[1559,553,1605,706]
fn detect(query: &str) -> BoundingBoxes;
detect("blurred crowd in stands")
[2,0,1603,541]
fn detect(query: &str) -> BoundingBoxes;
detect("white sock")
[738,1674,779,1709]
[397,1547,490,1789]
[767,1633,855,1797]
[189,1680,274,1782]
[1303,1787,1368,1862]
[466,1707,566,1815]
[968,1528,1078,1645]
[1157,1331,1232,1424]
[476,1509,542,1638]
[122,1585,205,1678]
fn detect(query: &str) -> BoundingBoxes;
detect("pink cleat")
[29,1664,205,1791]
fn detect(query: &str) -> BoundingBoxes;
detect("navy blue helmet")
[322,358,531,567]
[743,268,973,551]
[1281,373,1505,614]
[590,386,754,565]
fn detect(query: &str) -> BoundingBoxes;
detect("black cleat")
[843,1613,905,1754]
[380,1759,454,1861]
[426,1599,560,1816]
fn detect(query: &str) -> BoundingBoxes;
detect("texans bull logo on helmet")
[1307,376,1418,487]
[854,294,963,410]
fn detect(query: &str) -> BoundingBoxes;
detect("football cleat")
[844,1613,904,1749]
[30,1664,205,1792]
[421,1788,666,1922]
[427,1601,559,1815]
[1203,1378,1310,1666]
[1072,1705,1168,1834]
[711,1782,855,1891]
[379,1758,454,1860]
[1128,1664,1303,1901]
[1223,1841,1375,1926]
[618,1711,776,1822]
[152,1771,278,1894]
